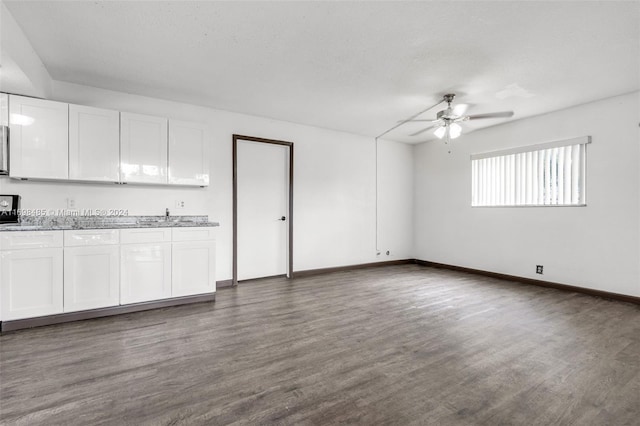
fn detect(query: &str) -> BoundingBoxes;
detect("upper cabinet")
[168,120,209,186]
[69,104,120,182]
[2,94,208,187]
[120,112,168,184]
[9,95,69,180]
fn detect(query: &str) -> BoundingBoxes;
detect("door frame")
[232,134,294,286]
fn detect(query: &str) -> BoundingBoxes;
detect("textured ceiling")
[4,1,639,143]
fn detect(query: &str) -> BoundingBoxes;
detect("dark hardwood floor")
[0,264,638,425]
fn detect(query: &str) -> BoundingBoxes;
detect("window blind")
[471,136,590,207]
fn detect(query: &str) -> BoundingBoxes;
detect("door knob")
[279,216,286,221]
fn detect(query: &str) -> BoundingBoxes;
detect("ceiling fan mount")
[442,93,456,104]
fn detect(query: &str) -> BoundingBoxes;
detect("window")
[471,136,590,207]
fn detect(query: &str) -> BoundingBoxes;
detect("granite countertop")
[0,215,220,232]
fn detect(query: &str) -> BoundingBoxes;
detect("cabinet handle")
[279,216,286,221]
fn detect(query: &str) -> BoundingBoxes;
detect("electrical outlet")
[536,265,544,274]
[67,198,76,209]
[175,200,185,209]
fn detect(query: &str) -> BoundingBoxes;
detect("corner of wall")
[0,1,53,98]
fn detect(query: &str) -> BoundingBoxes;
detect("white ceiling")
[4,1,639,143]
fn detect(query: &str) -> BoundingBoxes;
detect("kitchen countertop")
[0,215,220,232]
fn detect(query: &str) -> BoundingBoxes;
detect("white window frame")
[471,136,591,207]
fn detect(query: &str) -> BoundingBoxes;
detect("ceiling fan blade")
[452,103,469,116]
[397,118,438,123]
[466,111,514,120]
[410,124,438,137]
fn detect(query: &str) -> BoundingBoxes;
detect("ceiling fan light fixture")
[434,126,447,139]
[449,123,462,139]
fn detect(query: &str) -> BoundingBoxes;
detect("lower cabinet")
[0,226,217,326]
[120,242,172,304]
[172,240,216,297]
[0,247,64,321]
[64,245,120,312]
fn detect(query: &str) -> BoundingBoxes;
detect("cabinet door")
[120,242,171,304]
[64,246,120,312]
[168,120,209,186]
[9,95,69,179]
[172,240,216,297]
[120,112,168,184]
[69,104,120,182]
[0,248,64,320]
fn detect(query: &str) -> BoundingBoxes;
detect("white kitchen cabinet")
[9,95,69,180]
[168,120,209,186]
[69,104,120,182]
[120,243,172,304]
[0,225,218,327]
[0,247,64,321]
[120,228,172,304]
[120,112,168,184]
[172,231,216,297]
[64,245,120,312]
[63,229,119,312]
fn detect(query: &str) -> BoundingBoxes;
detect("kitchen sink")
[156,218,188,224]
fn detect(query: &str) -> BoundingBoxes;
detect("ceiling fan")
[407,94,514,141]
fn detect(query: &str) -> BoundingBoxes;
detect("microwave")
[0,125,7,175]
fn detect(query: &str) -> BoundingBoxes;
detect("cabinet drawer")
[64,229,120,246]
[172,227,216,242]
[0,231,63,250]
[120,228,171,244]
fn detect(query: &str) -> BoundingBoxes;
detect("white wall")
[414,91,640,297]
[377,139,414,261]
[0,1,52,98]
[0,81,414,280]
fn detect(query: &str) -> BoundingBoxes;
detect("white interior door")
[237,140,289,281]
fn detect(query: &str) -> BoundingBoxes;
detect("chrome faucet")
[165,208,170,219]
